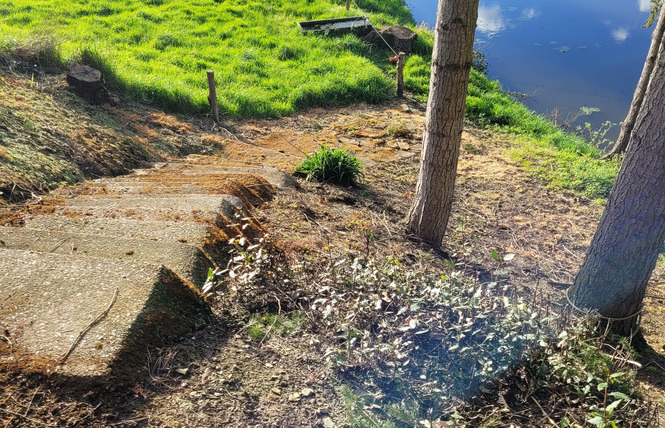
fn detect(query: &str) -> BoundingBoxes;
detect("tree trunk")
[406,0,479,246]
[569,38,665,336]
[604,8,665,159]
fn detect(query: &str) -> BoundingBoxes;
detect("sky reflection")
[477,4,505,35]
[408,0,654,139]
[638,0,651,13]
[611,28,630,43]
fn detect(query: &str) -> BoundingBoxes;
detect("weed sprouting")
[246,312,305,342]
[295,145,364,187]
[578,120,618,150]
[386,121,411,139]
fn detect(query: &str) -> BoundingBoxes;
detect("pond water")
[407,0,655,140]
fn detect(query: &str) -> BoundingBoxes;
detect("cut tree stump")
[364,26,418,55]
[66,64,109,104]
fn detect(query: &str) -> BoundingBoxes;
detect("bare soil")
[1,69,664,427]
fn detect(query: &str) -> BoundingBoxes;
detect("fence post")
[396,52,405,98]
[207,70,219,123]
[345,0,350,10]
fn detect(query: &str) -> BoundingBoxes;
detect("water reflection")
[521,8,538,20]
[408,0,654,140]
[638,0,651,13]
[477,4,539,37]
[611,28,630,43]
[477,4,505,36]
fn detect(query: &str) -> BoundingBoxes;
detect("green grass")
[510,136,621,199]
[295,144,364,186]
[468,71,622,199]
[0,0,419,117]
[246,312,305,342]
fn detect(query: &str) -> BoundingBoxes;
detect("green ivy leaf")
[605,398,622,413]
[609,391,630,401]
[587,415,604,427]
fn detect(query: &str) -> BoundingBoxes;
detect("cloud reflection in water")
[611,28,629,43]
[521,8,538,20]
[477,4,505,36]
[638,0,651,13]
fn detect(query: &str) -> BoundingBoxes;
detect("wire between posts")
[362,16,399,56]
[348,0,399,57]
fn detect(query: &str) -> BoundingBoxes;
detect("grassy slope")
[0,0,420,117]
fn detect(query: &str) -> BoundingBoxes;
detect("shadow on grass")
[80,48,202,115]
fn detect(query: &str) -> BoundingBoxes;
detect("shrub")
[295,145,364,187]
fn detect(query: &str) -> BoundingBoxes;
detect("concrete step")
[0,226,214,287]
[24,215,212,243]
[56,194,243,227]
[22,216,232,267]
[0,248,210,381]
[131,161,297,190]
[64,193,241,212]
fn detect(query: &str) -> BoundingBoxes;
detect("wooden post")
[396,52,405,98]
[207,70,219,123]
[345,0,350,10]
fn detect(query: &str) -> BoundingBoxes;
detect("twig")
[60,287,119,364]
[612,356,642,369]
[531,396,558,427]
[109,416,149,426]
[0,407,49,426]
[23,386,40,418]
[641,359,665,372]
[277,134,308,156]
[259,295,282,346]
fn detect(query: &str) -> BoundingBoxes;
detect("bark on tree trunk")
[406,0,479,246]
[604,9,665,159]
[569,40,665,336]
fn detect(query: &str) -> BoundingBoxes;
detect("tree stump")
[364,26,418,55]
[66,64,109,104]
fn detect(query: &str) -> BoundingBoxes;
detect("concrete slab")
[24,216,212,243]
[65,193,242,212]
[22,216,232,267]
[130,161,297,190]
[0,226,214,287]
[0,157,278,383]
[0,249,210,380]
[57,194,243,227]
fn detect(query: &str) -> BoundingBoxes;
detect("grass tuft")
[296,145,364,187]
[0,33,63,68]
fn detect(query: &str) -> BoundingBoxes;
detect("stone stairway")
[0,157,294,382]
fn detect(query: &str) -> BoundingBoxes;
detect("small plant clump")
[295,145,364,187]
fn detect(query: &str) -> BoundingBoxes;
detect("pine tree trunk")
[604,9,665,159]
[569,41,665,336]
[406,0,479,246]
